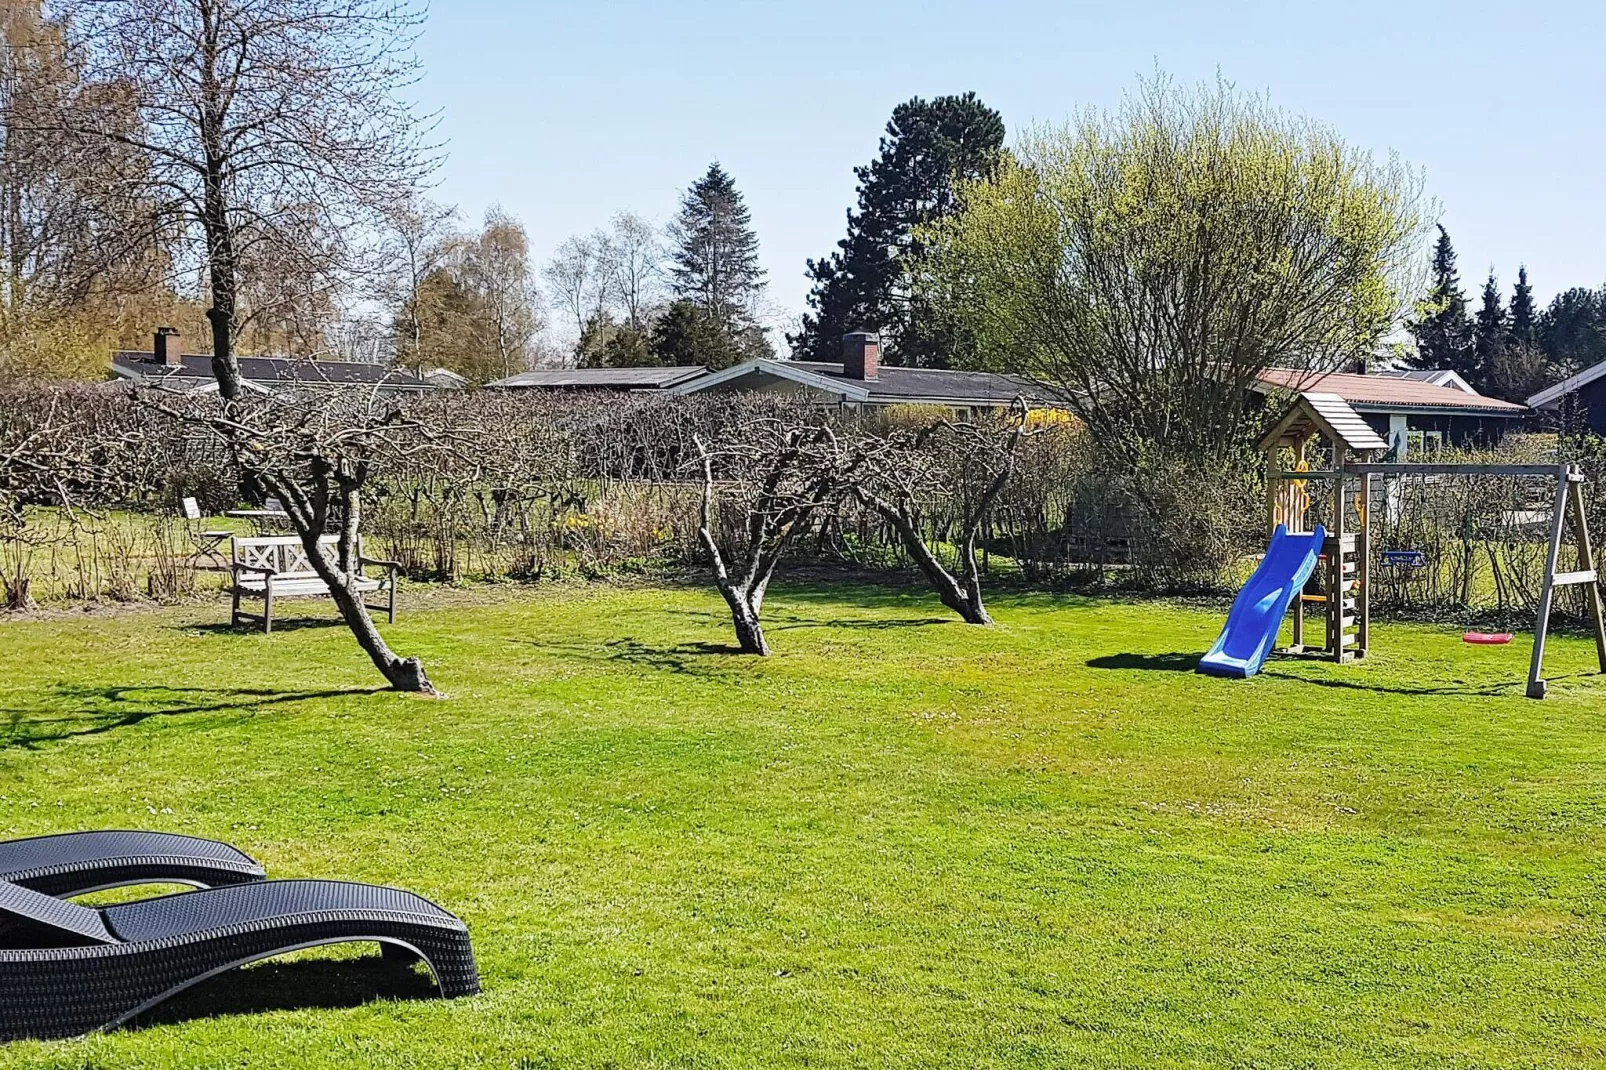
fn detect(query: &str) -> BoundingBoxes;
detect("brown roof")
[1254,368,1526,415]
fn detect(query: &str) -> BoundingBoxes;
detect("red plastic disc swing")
[1463,632,1514,645]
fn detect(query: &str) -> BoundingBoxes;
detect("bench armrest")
[232,563,278,577]
[359,556,402,571]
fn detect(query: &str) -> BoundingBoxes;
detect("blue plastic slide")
[1198,524,1328,679]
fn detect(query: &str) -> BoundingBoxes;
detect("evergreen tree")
[1509,265,1537,346]
[1471,270,1507,389]
[667,162,766,338]
[791,93,1005,367]
[1538,285,1606,376]
[649,299,743,370]
[1407,225,1474,376]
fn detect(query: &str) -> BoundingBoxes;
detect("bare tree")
[604,211,663,330]
[850,403,1031,625]
[381,193,458,372]
[692,404,865,655]
[462,206,542,380]
[0,1,160,376]
[155,388,458,692]
[62,0,437,396]
[59,0,441,692]
[543,232,611,341]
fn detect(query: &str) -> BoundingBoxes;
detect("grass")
[1,580,1605,1068]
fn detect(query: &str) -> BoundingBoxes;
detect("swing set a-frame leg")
[1527,466,1606,699]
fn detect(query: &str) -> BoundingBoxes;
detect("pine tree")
[1471,269,1507,389]
[791,93,1005,367]
[1509,265,1537,346]
[1407,225,1474,376]
[667,163,766,341]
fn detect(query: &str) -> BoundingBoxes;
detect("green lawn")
[2,581,1605,1068]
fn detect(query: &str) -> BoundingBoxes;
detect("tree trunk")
[715,581,769,655]
[320,573,436,693]
[873,499,992,625]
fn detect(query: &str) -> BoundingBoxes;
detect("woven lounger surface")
[0,831,266,897]
[0,878,478,1040]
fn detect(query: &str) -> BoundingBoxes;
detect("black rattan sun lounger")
[0,878,478,1040]
[0,831,266,897]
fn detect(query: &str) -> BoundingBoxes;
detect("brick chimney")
[842,331,880,381]
[154,327,182,367]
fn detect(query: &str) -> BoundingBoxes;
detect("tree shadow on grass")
[0,684,382,750]
[1086,652,1202,673]
[768,613,951,632]
[126,951,437,1032]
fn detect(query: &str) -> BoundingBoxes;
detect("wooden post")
[1527,465,1571,699]
[1565,472,1606,673]
[1329,448,1346,663]
[1358,472,1372,659]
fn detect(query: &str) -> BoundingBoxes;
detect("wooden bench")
[230,535,399,633]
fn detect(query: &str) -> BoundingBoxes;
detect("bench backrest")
[233,534,361,577]
[181,496,202,521]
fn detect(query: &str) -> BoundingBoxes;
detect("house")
[487,366,708,392]
[112,329,435,395]
[668,333,1042,415]
[1526,359,1606,435]
[1253,367,1526,457]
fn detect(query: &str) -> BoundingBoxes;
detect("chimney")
[842,331,880,381]
[154,327,182,367]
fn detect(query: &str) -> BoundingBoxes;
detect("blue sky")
[417,0,1605,334]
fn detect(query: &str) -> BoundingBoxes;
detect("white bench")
[230,535,399,633]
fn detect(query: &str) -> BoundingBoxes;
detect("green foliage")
[2,586,1606,1066]
[1472,269,1507,389]
[793,93,1005,368]
[576,312,657,369]
[1408,225,1475,377]
[1539,284,1606,377]
[920,74,1426,474]
[648,298,767,370]
[1509,265,1537,346]
[668,163,766,333]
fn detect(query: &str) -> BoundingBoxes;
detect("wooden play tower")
[1261,392,1606,698]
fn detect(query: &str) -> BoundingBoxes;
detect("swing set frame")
[1263,394,1606,698]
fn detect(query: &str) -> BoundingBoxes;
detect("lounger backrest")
[0,880,118,945]
[181,497,202,521]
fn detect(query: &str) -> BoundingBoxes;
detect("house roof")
[669,359,1043,406]
[488,366,708,390]
[1526,359,1606,410]
[1253,368,1525,416]
[1370,368,1477,394]
[112,352,434,391]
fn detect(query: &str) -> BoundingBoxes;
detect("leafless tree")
[543,232,611,342]
[60,0,438,396]
[57,0,442,691]
[0,2,160,375]
[153,387,463,693]
[461,206,542,379]
[603,211,664,330]
[379,193,458,372]
[691,403,866,655]
[849,402,1031,625]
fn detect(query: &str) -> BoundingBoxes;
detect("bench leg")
[231,586,241,628]
[264,588,273,635]
[389,575,397,624]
